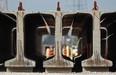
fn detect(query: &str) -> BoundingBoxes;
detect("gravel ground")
[0,72,116,75]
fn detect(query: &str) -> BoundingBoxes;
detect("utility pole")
[65,0,87,12]
[77,0,81,10]
[73,0,75,12]
[6,0,8,10]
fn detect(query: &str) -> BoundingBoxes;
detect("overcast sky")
[6,0,116,11]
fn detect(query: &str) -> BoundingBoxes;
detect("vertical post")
[82,10,112,72]
[43,11,73,73]
[5,11,35,72]
[43,2,73,73]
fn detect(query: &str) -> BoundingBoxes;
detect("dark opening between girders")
[62,13,93,72]
[24,13,55,72]
[100,12,116,72]
[0,13,16,71]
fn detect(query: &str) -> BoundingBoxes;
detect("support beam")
[43,11,73,73]
[5,11,35,72]
[82,11,112,72]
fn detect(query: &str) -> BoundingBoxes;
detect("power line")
[64,0,87,11]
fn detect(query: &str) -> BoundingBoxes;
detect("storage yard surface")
[0,72,116,75]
